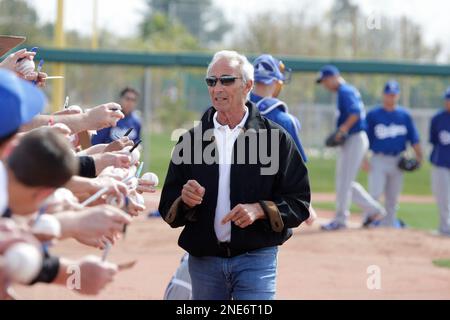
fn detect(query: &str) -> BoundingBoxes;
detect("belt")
[374,152,400,157]
[217,242,246,258]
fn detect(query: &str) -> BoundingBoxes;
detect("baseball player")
[249,54,307,161]
[317,65,385,230]
[250,54,316,224]
[429,87,450,236]
[365,80,423,227]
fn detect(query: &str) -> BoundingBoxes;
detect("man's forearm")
[339,114,359,133]
[412,143,423,162]
[21,114,89,133]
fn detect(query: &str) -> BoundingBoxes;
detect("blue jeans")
[188,246,278,300]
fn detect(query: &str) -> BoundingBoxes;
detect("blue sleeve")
[135,119,142,143]
[365,111,375,145]
[340,90,362,115]
[91,127,111,145]
[429,116,438,145]
[406,113,420,145]
[281,114,308,162]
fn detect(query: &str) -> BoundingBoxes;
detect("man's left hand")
[222,203,265,228]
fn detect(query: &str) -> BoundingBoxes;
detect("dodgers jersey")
[366,106,420,155]
[429,110,450,168]
[336,83,366,134]
[249,92,308,162]
[91,112,141,145]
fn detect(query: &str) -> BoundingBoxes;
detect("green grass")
[142,131,433,196]
[143,131,175,189]
[307,157,433,195]
[313,201,439,230]
[432,259,450,269]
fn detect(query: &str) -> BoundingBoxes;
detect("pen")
[33,59,44,85]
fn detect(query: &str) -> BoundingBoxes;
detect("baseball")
[53,188,77,202]
[141,172,159,187]
[31,214,62,238]
[106,194,125,208]
[130,149,140,165]
[67,105,83,113]
[121,146,140,165]
[133,193,145,206]
[15,58,35,77]
[4,243,43,284]
[126,177,139,190]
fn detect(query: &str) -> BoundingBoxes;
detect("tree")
[142,0,231,46]
[0,0,50,45]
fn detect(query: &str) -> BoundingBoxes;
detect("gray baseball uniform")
[335,131,369,224]
[429,108,450,235]
[163,253,192,300]
[366,105,421,227]
[368,154,403,226]
[431,167,450,235]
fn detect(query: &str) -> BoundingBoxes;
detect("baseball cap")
[444,86,450,100]
[253,54,290,85]
[384,80,400,95]
[316,65,340,83]
[0,35,26,57]
[0,69,47,138]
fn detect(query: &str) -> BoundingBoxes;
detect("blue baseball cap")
[316,65,340,83]
[384,80,400,95]
[445,86,450,100]
[0,69,46,138]
[253,54,289,85]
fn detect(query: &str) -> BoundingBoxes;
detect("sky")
[27,0,450,61]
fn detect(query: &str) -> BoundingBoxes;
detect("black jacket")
[158,102,310,257]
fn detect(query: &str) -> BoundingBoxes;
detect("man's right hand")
[104,137,134,153]
[181,180,205,208]
[84,103,124,131]
[76,256,118,295]
[58,205,131,249]
[0,48,35,72]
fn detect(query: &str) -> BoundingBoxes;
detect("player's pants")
[351,182,386,221]
[431,166,450,235]
[369,154,403,227]
[335,131,368,224]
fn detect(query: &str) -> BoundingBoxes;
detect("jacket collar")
[200,101,267,132]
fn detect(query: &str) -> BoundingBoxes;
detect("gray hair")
[206,50,254,85]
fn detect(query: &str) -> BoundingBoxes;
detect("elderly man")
[159,50,310,300]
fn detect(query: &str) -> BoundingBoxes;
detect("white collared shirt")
[213,107,249,242]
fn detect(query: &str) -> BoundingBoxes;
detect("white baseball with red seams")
[15,59,35,77]
[32,214,62,238]
[141,172,159,187]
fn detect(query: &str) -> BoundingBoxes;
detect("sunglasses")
[205,76,242,87]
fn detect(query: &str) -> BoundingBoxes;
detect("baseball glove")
[397,157,420,172]
[325,130,348,147]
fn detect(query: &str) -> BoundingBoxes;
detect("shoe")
[362,213,383,228]
[321,220,346,231]
[147,210,161,218]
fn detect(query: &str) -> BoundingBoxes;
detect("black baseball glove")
[397,157,420,172]
[325,130,348,147]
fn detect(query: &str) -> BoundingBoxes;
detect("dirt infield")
[13,192,450,300]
